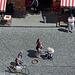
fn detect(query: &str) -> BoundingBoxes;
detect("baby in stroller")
[45,47,54,60]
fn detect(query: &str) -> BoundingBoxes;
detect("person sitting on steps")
[31,0,39,13]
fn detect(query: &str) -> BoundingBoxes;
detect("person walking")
[68,14,75,33]
[36,39,42,58]
[31,0,39,13]
[36,42,41,58]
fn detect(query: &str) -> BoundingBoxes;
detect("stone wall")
[7,0,26,11]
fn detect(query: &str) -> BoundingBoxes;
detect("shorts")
[37,50,41,53]
[68,24,74,29]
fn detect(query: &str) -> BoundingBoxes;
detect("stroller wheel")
[44,57,48,60]
[50,57,53,60]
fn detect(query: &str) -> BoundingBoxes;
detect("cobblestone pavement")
[0,27,75,75]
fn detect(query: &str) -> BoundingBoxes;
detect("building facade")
[7,0,26,11]
[7,0,60,11]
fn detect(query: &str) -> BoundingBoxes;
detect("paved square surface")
[0,27,75,75]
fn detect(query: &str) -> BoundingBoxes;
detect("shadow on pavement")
[41,10,57,23]
[58,28,68,33]
[40,21,45,23]
[27,50,36,58]
[13,9,40,18]
[5,70,28,75]
[40,55,45,59]
[0,20,7,25]
[10,61,16,66]
[12,10,28,18]
[40,55,53,60]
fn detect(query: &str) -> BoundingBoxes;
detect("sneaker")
[67,30,69,33]
[36,55,39,58]
[35,54,38,57]
[70,31,72,33]
[38,56,41,58]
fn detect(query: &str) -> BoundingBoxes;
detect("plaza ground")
[0,27,75,75]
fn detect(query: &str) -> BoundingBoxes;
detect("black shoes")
[67,30,73,33]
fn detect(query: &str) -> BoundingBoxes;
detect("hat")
[47,47,53,53]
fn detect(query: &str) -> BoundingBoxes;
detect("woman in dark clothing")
[31,0,39,13]
[36,39,44,58]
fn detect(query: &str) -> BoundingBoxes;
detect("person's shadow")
[10,62,16,66]
[58,28,68,33]
[40,55,45,59]
[27,50,36,58]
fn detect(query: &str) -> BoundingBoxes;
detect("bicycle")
[8,65,29,75]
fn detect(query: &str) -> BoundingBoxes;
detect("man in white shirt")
[31,0,39,13]
[68,14,75,33]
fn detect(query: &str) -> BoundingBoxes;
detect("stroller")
[44,51,53,60]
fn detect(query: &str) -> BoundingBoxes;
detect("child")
[18,51,23,61]
[40,41,44,53]
[45,47,54,60]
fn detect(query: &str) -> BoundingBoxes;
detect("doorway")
[38,0,53,10]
